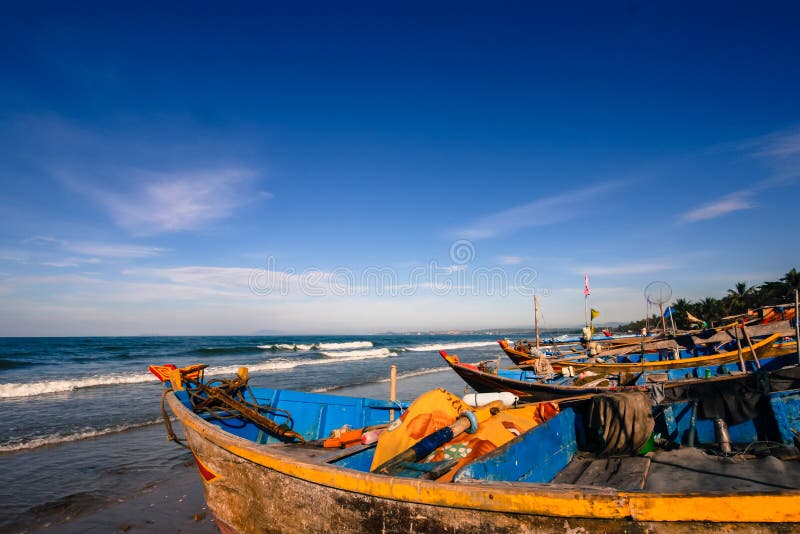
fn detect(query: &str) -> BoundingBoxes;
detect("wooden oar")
[733,325,747,373]
[741,323,761,369]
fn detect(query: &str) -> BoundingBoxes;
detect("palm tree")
[754,280,791,305]
[671,298,692,330]
[699,297,724,326]
[782,268,800,293]
[725,281,754,315]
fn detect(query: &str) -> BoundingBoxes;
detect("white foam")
[0,372,156,399]
[405,341,497,352]
[0,419,163,452]
[319,348,395,358]
[317,341,373,350]
[259,343,314,351]
[258,341,373,351]
[0,346,391,400]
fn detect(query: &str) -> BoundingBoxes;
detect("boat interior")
[174,379,800,494]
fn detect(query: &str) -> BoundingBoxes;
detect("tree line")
[617,268,800,332]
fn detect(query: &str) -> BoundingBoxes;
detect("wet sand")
[28,369,467,533]
[33,461,216,533]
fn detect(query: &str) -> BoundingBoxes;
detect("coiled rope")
[161,367,305,445]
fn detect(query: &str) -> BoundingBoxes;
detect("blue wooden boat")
[154,363,800,533]
[441,335,796,401]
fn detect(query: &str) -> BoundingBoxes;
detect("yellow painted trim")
[557,333,783,373]
[167,390,800,524]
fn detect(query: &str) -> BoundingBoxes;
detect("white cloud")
[128,266,256,289]
[679,193,753,222]
[574,262,673,276]
[64,241,162,258]
[499,256,524,265]
[454,182,625,239]
[24,236,164,265]
[82,168,261,234]
[0,248,28,262]
[745,126,800,159]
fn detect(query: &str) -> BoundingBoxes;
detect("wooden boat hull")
[502,333,788,374]
[167,392,800,533]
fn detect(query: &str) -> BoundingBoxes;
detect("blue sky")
[1,2,799,336]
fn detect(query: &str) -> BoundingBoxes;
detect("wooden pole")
[733,325,747,373]
[534,295,540,350]
[795,289,800,366]
[584,294,588,326]
[389,364,397,421]
[741,322,761,369]
[659,303,667,334]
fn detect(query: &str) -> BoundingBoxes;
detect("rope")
[161,388,189,448]
[161,370,306,444]
[530,348,554,378]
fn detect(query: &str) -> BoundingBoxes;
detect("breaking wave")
[0,350,393,399]
[259,340,374,352]
[404,341,497,352]
[0,373,156,399]
[0,419,163,453]
[319,348,395,358]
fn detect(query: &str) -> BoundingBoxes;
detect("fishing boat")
[505,329,792,374]
[154,363,800,532]
[440,341,795,400]
[502,315,796,369]
[498,335,674,366]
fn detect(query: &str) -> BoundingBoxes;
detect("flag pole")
[584,293,588,326]
[534,295,540,350]
[583,274,590,326]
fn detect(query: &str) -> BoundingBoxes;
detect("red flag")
[583,274,591,296]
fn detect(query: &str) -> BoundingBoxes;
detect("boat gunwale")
[504,333,783,373]
[166,388,800,523]
[447,358,769,397]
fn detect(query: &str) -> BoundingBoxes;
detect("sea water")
[0,333,553,530]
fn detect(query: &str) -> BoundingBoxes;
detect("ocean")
[0,332,553,531]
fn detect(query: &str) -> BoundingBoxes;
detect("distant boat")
[440,335,793,400]
[154,363,800,532]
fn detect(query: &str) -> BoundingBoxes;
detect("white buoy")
[462,392,518,408]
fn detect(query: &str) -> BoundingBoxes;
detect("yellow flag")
[590,308,600,320]
[686,312,703,324]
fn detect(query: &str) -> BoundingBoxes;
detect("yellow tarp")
[370,388,559,481]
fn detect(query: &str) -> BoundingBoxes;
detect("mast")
[534,295,540,349]
[795,289,800,365]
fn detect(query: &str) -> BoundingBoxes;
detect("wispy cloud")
[5,115,270,235]
[454,182,625,239]
[574,262,673,276]
[125,265,329,297]
[126,266,257,290]
[25,236,164,265]
[69,168,264,235]
[0,248,29,263]
[743,126,800,159]
[679,192,754,222]
[499,256,524,265]
[682,127,800,224]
